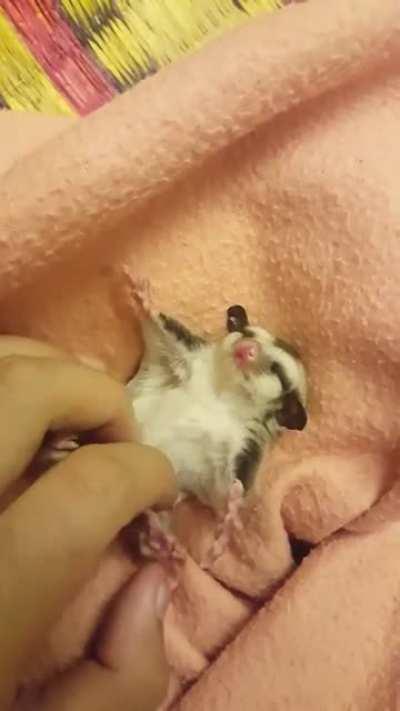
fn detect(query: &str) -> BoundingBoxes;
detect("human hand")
[0,337,177,711]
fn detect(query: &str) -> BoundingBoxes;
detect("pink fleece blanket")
[2,0,400,707]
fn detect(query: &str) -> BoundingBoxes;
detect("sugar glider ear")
[276,391,307,431]
[226,305,249,333]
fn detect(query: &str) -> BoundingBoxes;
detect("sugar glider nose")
[233,339,261,368]
[227,305,249,333]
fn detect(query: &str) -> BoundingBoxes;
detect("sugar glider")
[126,279,308,564]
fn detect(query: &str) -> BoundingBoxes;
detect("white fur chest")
[130,349,249,508]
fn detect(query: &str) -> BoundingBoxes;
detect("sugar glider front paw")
[122,268,157,320]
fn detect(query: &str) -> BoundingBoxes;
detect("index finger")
[0,355,136,494]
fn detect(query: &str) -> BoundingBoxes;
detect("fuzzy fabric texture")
[1,0,400,708]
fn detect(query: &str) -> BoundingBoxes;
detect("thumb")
[38,564,171,711]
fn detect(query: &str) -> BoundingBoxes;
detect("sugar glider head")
[221,305,308,431]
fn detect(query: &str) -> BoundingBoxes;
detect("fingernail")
[155,581,171,621]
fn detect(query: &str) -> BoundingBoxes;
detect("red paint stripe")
[0,0,116,115]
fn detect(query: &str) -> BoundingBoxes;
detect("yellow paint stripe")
[61,0,112,33]
[0,9,75,115]
[60,0,282,86]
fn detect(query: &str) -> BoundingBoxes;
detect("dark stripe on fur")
[159,313,206,350]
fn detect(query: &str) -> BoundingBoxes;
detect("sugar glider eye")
[276,391,307,431]
[226,305,249,333]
